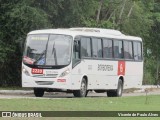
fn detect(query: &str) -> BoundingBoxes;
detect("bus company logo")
[98,64,113,71]
[2,112,11,117]
[118,61,125,75]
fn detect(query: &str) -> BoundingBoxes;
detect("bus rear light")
[57,79,66,82]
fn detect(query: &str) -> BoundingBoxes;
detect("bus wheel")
[73,78,87,97]
[107,79,123,97]
[34,88,44,97]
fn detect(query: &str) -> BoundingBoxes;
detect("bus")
[22,28,143,97]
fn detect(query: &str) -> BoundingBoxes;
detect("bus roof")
[28,28,142,41]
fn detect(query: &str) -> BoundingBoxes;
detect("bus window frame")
[74,35,143,62]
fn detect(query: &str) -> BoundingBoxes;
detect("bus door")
[71,39,82,89]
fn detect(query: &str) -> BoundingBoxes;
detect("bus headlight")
[22,66,30,76]
[59,69,70,77]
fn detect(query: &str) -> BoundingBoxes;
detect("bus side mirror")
[75,44,80,52]
[74,41,80,52]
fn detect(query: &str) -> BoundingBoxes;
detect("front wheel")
[107,79,123,97]
[34,88,45,97]
[73,78,87,97]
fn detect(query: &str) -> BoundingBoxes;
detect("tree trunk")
[96,0,104,24]
[127,1,135,18]
[117,0,127,26]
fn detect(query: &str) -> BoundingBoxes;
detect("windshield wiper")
[52,42,57,65]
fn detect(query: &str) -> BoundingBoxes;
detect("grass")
[0,95,160,111]
[0,95,160,120]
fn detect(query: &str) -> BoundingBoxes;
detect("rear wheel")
[107,79,123,97]
[73,78,87,97]
[34,88,44,97]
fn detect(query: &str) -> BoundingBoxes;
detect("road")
[0,88,160,99]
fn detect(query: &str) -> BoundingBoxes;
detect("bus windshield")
[23,34,72,66]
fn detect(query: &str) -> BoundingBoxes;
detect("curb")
[0,85,159,94]
[0,90,33,94]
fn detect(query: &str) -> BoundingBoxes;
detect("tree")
[0,0,51,86]
[147,0,160,84]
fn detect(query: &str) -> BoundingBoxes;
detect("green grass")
[0,95,160,120]
[0,95,160,111]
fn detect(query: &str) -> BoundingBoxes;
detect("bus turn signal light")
[57,79,66,82]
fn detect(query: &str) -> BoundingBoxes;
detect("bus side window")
[103,39,113,58]
[92,38,102,58]
[114,40,123,59]
[133,42,142,61]
[124,41,133,59]
[72,40,80,67]
[81,37,91,58]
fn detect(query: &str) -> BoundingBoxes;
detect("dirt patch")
[123,88,141,93]
[123,88,160,93]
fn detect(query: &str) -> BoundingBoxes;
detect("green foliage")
[0,0,51,86]
[143,57,157,84]
[51,0,98,27]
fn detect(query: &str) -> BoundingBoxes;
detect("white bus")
[22,28,143,97]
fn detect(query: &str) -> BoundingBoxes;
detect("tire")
[107,79,123,97]
[34,88,45,97]
[73,78,87,97]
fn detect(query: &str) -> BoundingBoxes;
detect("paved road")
[0,88,160,99]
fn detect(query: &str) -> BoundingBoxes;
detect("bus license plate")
[31,68,43,74]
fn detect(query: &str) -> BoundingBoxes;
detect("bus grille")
[45,74,58,78]
[35,81,54,85]
[33,74,58,78]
